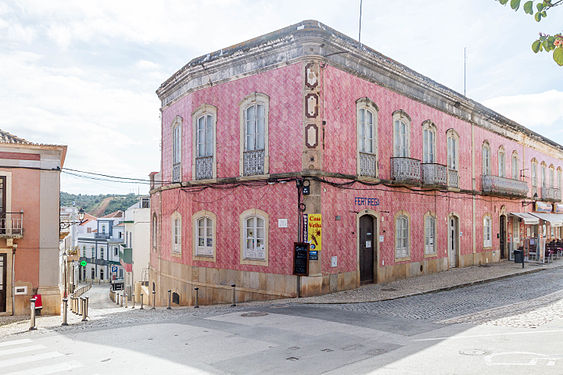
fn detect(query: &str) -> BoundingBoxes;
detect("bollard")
[125,291,128,308]
[231,284,236,307]
[81,297,87,321]
[167,290,171,310]
[152,290,156,310]
[29,298,37,331]
[140,293,144,310]
[85,297,89,319]
[132,293,135,309]
[62,298,68,326]
[194,287,199,308]
[120,293,124,307]
[116,293,119,305]
[77,296,82,316]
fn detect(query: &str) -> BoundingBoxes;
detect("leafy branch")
[496,0,563,65]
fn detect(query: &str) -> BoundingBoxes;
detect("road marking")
[0,339,33,348]
[484,351,563,367]
[5,360,83,375]
[413,328,563,342]
[0,345,45,356]
[0,352,63,368]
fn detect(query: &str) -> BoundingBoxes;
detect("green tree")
[496,0,563,66]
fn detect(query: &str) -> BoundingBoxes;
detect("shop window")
[422,121,436,164]
[395,213,410,259]
[424,214,436,255]
[393,111,410,157]
[483,215,492,248]
[240,209,269,265]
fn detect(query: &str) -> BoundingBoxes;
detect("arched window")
[393,111,410,157]
[558,167,562,189]
[483,215,492,248]
[356,98,379,177]
[511,152,519,180]
[240,93,269,176]
[171,212,182,255]
[240,209,269,265]
[541,162,547,188]
[482,142,491,175]
[171,116,182,182]
[549,165,555,188]
[498,147,505,177]
[424,213,436,255]
[395,212,410,259]
[193,211,216,260]
[531,159,538,194]
[422,121,436,164]
[192,105,217,180]
[447,129,459,170]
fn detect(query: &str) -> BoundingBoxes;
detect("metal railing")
[541,186,561,202]
[359,152,377,177]
[172,163,181,182]
[482,174,529,197]
[195,156,213,180]
[243,149,265,176]
[391,157,421,184]
[447,169,459,188]
[421,163,447,186]
[0,211,23,238]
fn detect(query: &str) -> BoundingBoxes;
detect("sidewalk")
[295,259,563,304]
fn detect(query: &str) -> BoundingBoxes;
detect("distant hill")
[60,192,141,217]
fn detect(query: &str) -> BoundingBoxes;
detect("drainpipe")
[11,245,16,316]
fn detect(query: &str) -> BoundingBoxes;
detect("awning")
[529,213,563,227]
[510,212,540,225]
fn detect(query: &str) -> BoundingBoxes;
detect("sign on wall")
[554,203,563,213]
[354,197,380,207]
[307,214,322,252]
[535,201,552,213]
[293,242,309,276]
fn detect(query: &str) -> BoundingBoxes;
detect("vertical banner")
[307,214,322,252]
[302,214,308,243]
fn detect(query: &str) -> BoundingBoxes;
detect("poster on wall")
[307,214,322,252]
[535,201,552,213]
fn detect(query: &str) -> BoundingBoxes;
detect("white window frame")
[422,121,436,164]
[483,215,492,248]
[549,165,555,188]
[531,159,537,187]
[172,115,182,168]
[393,111,411,158]
[511,152,519,180]
[192,105,217,180]
[239,93,270,176]
[541,163,547,188]
[424,213,436,255]
[482,142,491,176]
[498,147,505,178]
[356,98,379,177]
[171,212,182,255]
[152,214,158,251]
[394,212,410,259]
[446,129,459,170]
[192,211,217,261]
[239,209,269,266]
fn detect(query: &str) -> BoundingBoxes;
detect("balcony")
[0,211,24,238]
[391,157,421,184]
[359,152,377,177]
[447,169,459,188]
[119,247,132,264]
[482,175,529,197]
[172,163,181,183]
[421,163,447,187]
[195,156,213,180]
[95,232,110,239]
[541,186,561,202]
[243,149,265,176]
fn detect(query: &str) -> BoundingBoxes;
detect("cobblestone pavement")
[315,267,563,328]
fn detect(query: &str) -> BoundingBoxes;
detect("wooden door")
[359,215,375,284]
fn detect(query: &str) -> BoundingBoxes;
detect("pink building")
[149,21,563,306]
[0,130,66,315]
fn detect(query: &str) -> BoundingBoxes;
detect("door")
[500,215,506,259]
[359,215,375,284]
[0,254,6,312]
[448,216,459,268]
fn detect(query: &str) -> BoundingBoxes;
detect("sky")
[1,0,562,195]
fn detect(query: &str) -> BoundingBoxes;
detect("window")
[356,98,379,177]
[100,269,104,281]
[422,121,436,163]
[171,212,182,254]
[482,142,491,175]
[393,111,410,157]
[240,93,269,176]
[513,218,519,246]
[240,209,269,265]
[101,224,106,234]
[100,247,104,260]
[511,152,519,180]
[541,163,547,187]
[171,116,182,182]
[91,246,95,258]
[114,247,118,257]
[531,159,537,191]
[192,105,217,180]
[152,214,158,250]
[91,268,95,280]
[395,213,409,259]
[193,211,216,259]
[483,215,492,247]
[82,246,86,257]
[446,130,459,170]
[424,214,436,255]
[498,147,505,177]
[558,168,562,190]
[549,165,555,188]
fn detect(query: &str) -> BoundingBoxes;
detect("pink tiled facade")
[150,21,563,304]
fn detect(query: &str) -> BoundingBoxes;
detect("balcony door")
[0,254,6,312]
[448,215,459,268]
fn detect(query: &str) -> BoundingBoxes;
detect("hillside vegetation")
[60,192,141,217]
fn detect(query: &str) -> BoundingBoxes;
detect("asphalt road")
[2,268,563,374]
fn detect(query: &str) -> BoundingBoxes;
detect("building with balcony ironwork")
[0,129,66,316]
[148,20,563,307]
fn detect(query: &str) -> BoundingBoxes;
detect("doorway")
[0,254,6,312]
[359,215,376,284]
[500,215,507,259]
[448,215,459,268]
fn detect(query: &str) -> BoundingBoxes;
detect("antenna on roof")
[463,47,467,96]
[358,0,363,45]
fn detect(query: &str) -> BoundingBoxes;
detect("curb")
[296,263,563,305]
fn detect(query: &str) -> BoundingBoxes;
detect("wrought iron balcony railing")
[482,175,529,197]
[195,156,213,180]
[172,163,181,183]
[359,152,377,177]
[541,186,561,202]
[0,211,23,238]
[421,163,447,186]
[391,157,421,184]
[447,169,459,188]
[243,149,265,176]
